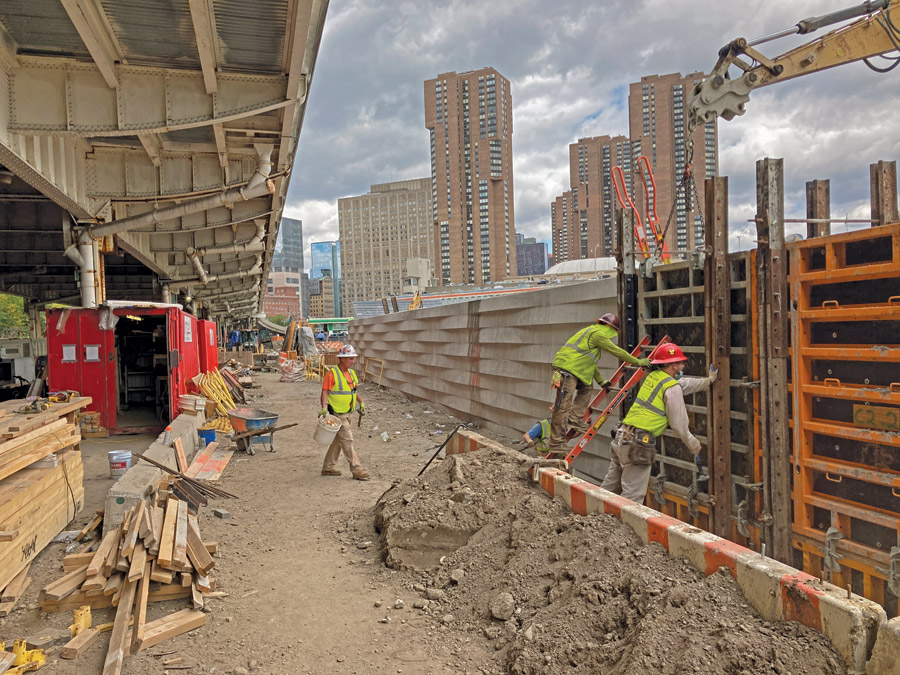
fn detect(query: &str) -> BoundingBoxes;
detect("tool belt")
[616,424,656,466]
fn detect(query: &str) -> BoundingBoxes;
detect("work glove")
[551,371,562,390]
[637,358,652,368]
[357,402,366,413]
[318,408,328,418]
[708,364,718,384]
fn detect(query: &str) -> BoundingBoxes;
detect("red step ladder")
[559,335,670,467]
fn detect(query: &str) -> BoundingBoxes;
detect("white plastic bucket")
[108,450,132,479]
[314,414,342,445]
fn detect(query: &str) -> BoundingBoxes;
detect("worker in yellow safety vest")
[522,418,551,455]
[546,314,651,457]
[600,342,717,503]
[319,344,370,480]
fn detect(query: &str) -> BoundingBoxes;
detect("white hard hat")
[338,344,358,357]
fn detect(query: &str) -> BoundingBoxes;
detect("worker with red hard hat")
[600,341,717,503]
[546,313,651,457]
[319,344,370,481]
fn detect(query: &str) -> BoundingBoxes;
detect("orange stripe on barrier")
[703,539,749,576]
[540,470,556,496]
[647,514,680,549]
[602,494,632,518]
[570,482,590,515]
[780,572,823,631]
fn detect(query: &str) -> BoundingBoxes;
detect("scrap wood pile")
[38,487,220,669]
[0,397,91,613]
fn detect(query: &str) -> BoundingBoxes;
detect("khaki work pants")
[600,425,654,503]
[322,412,362,473]
[547,369,594,456]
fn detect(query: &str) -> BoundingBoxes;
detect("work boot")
[321,468,342,476]
[352,469,370,481]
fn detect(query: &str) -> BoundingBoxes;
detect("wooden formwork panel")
[637,252,760,548]
[789,222,900,618]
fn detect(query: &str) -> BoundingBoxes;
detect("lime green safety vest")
[552,323,618,386]
[534,419,551,452]
[622,370,678,437]
[327,367,358,414]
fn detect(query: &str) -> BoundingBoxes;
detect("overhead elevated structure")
[0,0,328,319]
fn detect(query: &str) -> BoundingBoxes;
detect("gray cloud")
[287,0,900,263]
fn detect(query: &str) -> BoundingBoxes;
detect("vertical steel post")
[805,179,831,238]
[704,177,732,538]
[756,158,791,563]
[870,160,899,228]
[617,208,639,416]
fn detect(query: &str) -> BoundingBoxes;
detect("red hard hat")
[651,342,688,365]
[597,313,621,330]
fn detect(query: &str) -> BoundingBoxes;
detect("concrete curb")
[448,429,887,674]
[104,412,206,533]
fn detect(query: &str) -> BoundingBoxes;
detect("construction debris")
[372,447,846,675]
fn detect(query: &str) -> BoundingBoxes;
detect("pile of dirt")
[373,448,845,675]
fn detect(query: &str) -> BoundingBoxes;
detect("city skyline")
[284,1,898,257]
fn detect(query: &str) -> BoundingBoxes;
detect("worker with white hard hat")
[601,342,717,503]
[319,344,370,480]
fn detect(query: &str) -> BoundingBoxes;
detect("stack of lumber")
[177,394,208,416]
[76,410,105,437]
[0,397,90,612]
[191,370,236,432]
[40,491,213,669]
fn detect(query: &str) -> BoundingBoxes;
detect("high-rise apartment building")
[550,72,717,263]
[515,236,548,277]
[628,73,718,252]
[425,67,516,285]
[309,241,342,317]
[269,216,307,317]
[273,217,304,270]
[338,179,433,311]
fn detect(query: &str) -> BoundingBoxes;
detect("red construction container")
[47,304,202,434]
[197,319,219,373]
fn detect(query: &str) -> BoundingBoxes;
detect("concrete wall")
[350,278,619,481]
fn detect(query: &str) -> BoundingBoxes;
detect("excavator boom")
[688,0,900,134]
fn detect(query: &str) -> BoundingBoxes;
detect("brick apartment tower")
[338,178,434,311]
[550,72,718,264]
[628,73,718,253]
[425,68,516,285]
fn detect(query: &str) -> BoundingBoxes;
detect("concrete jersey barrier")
[447,428,889,675]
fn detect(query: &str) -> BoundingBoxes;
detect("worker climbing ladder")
[556,335,670,467]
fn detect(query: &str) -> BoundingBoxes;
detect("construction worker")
[319,344,370,481]
[546,313,651,457]
[600,342,717,503]
[522,418,551,454]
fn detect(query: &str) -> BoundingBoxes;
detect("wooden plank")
[75,510,104,542]
[60,627,99,659]
[41,565,88,602]
[102,528,122,577]
[127,542,147,583]
[185,517,215,576]
[191,579,203,609]
[149,506,163,556]
[184,441,217,479]
[0,530,17,542]
[120,501,145,559]
[102,575,137,675]
[138,505,153,541]
[0,652,15,670]
[157,498,179,568]
[82,573,106,593]
[179,572,192,588]
[103,572,123,597]
[173,438,187,474]
[203,541,218,555]
[149,560,173,585]
[195,575,213,593]
[192,447,234,482]
[131,562,152,657]
[133,609,206,654]
[63,552,95,571]
[1,562,32,602]
[88,527,120,577]
[172,500,189,569]
[0,418,67,456]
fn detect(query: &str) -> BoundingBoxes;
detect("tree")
[0,294,30,338]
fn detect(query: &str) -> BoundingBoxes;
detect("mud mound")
[375,449,845,675]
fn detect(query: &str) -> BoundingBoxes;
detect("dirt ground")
[0,372,847,674]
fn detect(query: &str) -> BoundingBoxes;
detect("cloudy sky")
[284,0,900,267]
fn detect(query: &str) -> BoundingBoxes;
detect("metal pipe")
[186,249,209,285]
[83,144,275,241]
[63,243,84,268]
[196,219,267,256]
[161,284,171,303]
[167,253,263,291]
[78,239,97,308]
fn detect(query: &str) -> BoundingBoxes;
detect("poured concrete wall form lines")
[350,278,620,481]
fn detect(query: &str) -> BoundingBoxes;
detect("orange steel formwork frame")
[788,221,900,616]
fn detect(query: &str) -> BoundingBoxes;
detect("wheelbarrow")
[227,407,296,455]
